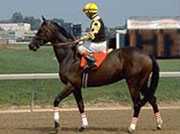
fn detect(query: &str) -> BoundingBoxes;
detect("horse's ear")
[42,16,47,22]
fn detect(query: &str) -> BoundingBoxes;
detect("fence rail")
[0,72,180,80]
[0,73,58,80]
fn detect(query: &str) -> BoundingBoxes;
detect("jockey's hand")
[74,39,81,44]
[73,39,83,45]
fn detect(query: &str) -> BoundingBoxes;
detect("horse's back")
[106,47,148,63]
[94,47,151,73]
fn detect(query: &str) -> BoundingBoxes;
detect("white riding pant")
[77,41,107,54]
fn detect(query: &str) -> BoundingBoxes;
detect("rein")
[54,41,78,48]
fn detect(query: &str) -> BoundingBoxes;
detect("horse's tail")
[149,55,160,97]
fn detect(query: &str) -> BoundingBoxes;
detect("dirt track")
[0,109,180,134]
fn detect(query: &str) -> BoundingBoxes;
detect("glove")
[74,39,81,44]
[74,39,84,45]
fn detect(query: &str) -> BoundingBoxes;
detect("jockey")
[75,2,106,69]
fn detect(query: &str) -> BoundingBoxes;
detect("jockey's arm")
[80,20,101,41]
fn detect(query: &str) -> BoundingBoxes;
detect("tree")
[11,12,23,23]
[10,12,41,30]
[23,16,41,30]
[52,18,65,26]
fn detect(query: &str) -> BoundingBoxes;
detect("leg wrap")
[155,112,161,121]
[130,117,138,130]
[54,107,60,123]
[155,112,163,129]
[81,113,88,127]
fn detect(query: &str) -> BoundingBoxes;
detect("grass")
[158,59,180,72]
[0,46,179,106]
[0,46,58,73]
[0,78,179,106]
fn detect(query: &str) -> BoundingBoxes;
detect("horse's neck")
[51,29,79,65]
[53,31,73,44]
[53,45,78,64]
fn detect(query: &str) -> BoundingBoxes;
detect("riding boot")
[83,52,97,70]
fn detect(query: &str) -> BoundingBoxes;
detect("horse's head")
[29,16,73,51]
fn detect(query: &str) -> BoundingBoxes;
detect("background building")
[0,22,31,44]
[0,20,82,44]
[0,23,31,32]
[72,24,82,37]
[116,17,180,58]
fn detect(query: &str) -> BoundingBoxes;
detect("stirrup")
[83,64,97,72]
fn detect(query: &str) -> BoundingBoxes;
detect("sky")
[0,0,179,28]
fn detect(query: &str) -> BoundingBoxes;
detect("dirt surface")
[0,109,180,134]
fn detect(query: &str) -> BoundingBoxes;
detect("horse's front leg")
[73,88,88,131]
[53,83,74,129]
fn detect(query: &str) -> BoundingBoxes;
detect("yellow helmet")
[82,2,98,14]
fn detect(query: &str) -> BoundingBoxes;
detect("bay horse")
[29,17,163,133]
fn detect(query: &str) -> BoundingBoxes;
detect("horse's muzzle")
[28,44,38,51]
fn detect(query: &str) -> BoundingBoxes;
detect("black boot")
[85,55,97,70]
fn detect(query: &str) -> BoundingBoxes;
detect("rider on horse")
[75,2,107,69]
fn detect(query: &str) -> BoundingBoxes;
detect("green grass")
[0,46,58,73]
[0,78,179,106]
[158,59,180,72]
[0,46,179,106]
[0,79,61,106]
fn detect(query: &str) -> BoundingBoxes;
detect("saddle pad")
[80,52,107,69]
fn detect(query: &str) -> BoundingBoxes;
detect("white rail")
[160,72,180,78]
[0,72,179,80]
[0,73,59,80]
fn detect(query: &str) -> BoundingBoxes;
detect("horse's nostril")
[29,44,37,51]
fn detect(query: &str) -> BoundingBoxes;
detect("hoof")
[54,121,60,129]
[157,119,163,130]
[78,126,87,132]
[54,128,59,134]
[157,126,161,130]
[128,127,135,134]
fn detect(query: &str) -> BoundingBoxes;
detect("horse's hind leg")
[73,88,88,131]
[141,79,163,129]
[53,83,74,129]
[148,96,163,129]
[127,80,142,133]
[140,81,163,129]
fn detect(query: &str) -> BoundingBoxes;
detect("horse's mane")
[49,20,79,60]
[50,20,75,40]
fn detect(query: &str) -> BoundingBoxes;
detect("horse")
[29,17,163,133]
